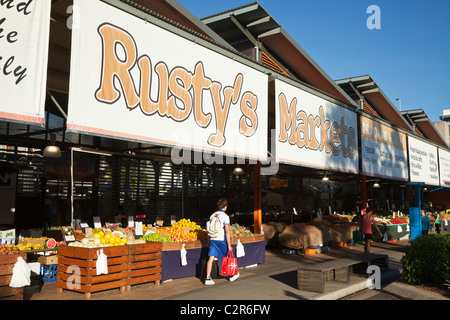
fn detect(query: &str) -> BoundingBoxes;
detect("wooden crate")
[56,245,128,299]
[0,253,27,300]
[126,242,162,290]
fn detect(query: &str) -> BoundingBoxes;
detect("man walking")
[204,198,239,285]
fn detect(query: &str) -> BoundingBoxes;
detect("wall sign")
[0,0,50,125]
[438,148,450,186]
[408,136,439,186]
[360,116,408,180]
[275,79,359,173]
[67,0,268,161]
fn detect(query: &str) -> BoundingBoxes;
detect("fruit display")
[140,233,174,243]
[0,244,18,255]
[231,224,253,237]
[69,229,128,248]
[172,219,202,232]
[390,218,409,225]
[15,243,45,251]
[14,237,58,251]
[145,219,204,242]
[156,226,197,242]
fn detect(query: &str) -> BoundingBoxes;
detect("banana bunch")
[14,243,44,251]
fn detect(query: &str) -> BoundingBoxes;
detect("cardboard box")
[38,255,58,265]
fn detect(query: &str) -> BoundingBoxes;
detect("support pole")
[253,162,262,234]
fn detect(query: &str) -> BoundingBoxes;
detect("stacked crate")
[0,253,27,300]
[126,242,162,290]
[56,245,128,300]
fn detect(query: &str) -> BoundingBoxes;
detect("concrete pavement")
[25,237,449,301]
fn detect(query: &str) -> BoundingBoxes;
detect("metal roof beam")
[247,16,271,28]
[230,14,259,47]
[361,88,380,95]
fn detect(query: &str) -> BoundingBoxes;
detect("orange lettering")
[347,127,356,158]
[296,111,308,148]
[308,114,320,150]
[208,74,243,147]
[191,62,212,127]
[319,106,331,153]
[330,122,341,156]
[138,56,169,116]
[340,117,348,157]
[278,93,297,145]
[95,24,139,109]
[167,67,193,121]
[239,92,258,137]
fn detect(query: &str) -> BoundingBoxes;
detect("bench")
[297,253,388,293]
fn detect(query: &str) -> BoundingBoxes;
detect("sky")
[177,0,450,123]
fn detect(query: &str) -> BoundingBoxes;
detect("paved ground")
[25,236,449,303]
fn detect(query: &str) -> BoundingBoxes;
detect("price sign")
[62,226,76,243]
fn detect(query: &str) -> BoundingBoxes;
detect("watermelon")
[45,238,57,249]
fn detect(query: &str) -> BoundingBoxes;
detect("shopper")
[361,207,383,254]
[433,211,441,234]
[204,198,239,285]
[421,210,431,235]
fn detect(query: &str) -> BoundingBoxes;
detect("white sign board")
[408,136,439,186]
[438,148,450,186]
[360,116,408,181]
[67,0,268,161]
[275,79,359,173]
[0,0,51,125]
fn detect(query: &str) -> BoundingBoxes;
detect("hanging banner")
[360,116,408,181]
[67,0,268,161]
[0,0,51,125]
[408,136,439,186]
[275,79,359,173]
[438,148,450,186]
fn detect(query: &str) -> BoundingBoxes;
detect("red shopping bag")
[221,251,238,276]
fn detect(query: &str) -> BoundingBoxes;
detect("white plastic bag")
[9,257,31,288]
[180,244,187,266]
[397,225,403,233]
[383,232,388,242]
[96,249,108,275]
[236,239,245,258]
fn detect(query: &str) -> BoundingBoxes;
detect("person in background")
[421,210,431,235]
[433,211,441,234]
[361,207,383,254]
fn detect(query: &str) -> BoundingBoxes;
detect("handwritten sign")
[408,136,439,186]
[360,116,408,180]
[0,0,51,124]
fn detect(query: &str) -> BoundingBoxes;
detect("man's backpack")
[208,212,222,239]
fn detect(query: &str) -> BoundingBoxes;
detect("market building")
[0,0,273,233]
[200,3,363,222]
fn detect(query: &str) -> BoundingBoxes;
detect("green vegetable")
[140,233,174,243]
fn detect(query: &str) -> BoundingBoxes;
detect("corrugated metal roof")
[336,75,414,133]
[401,109,448,147]
[201,2,357,108]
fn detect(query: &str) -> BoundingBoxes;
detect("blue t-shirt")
[421,214,430,231]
